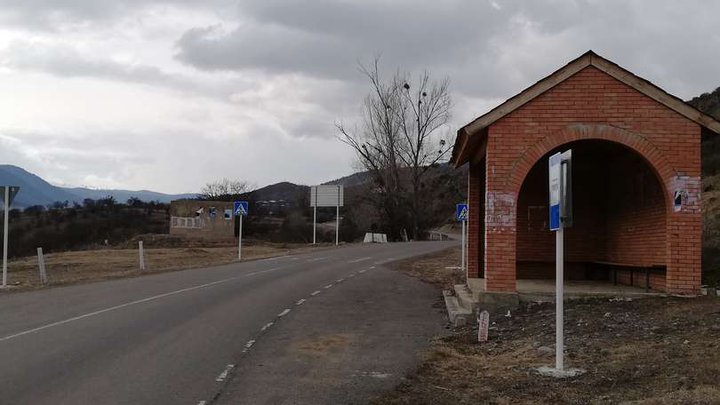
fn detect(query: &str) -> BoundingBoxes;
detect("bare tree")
[199,178,253,201]
[337,58,453,239]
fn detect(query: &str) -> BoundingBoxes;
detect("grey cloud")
[176,0,720,101]
[0,40,253,100]
[0,0,236,30]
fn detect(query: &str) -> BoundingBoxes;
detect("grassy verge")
[2,242,328,292]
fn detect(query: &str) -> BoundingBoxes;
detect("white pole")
[238,213,243,260]
[138,241,146,272]
[37,247,47,285]
[555,225,564,371]
[335,186,340,246]
[313,187,317,245]
[2,186,8,288]
[461,219,466,281]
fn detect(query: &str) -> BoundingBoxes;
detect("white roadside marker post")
[37,247,47,285]
[138,241,146,272]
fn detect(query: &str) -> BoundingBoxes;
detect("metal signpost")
[234,201,249,260]
[1,186,19,289]
[309,185,344,246]
[456,203,468,278]
[540,150,583,378]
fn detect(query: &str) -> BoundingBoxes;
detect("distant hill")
[250,181,308,202]
[0,165,195,208]
[688,87,720,120]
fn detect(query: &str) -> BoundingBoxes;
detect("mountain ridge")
[0,165,196,208]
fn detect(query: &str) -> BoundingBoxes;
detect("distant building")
[169,199,235,240]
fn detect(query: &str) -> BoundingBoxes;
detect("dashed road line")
[215,364,235,382]
[347,273,356,278]
[311,290,321,296]
[307,257,328,262]
[369,266,376,269]
[347,257,372,263]
[260,322,274,332]
[295,299,306,306]
[277,308,291,317]
[358,269,367,274]
[336,278,344,283]
[323,284,334,289]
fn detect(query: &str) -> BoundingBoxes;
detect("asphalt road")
[0,241,455,404]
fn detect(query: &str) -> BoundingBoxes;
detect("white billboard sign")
[310,185,344,207]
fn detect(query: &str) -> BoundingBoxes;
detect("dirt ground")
[380,248,720,405]
[2,241,326,292]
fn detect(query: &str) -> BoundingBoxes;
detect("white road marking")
[245,340,255,349]
[369,266,376,269]
[323,284,333,289]
[336,278,344,283]
[307,257,328,262]
[295,299,306,306]
[311,290,321,296]
[215,364,235,382]
[347,273,356,278]
[347,257,372,264]
[260,255,289,262]
[260,322,274,332]
[0,267,286,343]
[358,269,367,274]
[277,308,291,317]
[198,401,207,405]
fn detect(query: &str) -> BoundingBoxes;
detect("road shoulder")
[214,261,449,405]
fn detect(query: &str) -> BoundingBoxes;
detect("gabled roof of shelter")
[452,50,720,167]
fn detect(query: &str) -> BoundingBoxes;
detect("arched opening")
[516,139,667,291]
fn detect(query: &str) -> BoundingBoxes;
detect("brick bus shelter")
[451,51,720,296]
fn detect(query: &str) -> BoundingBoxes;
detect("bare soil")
[381,248,720,404]
[2,241,325,292]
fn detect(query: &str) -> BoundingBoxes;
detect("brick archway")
[514,138,670,290]
[507,124,675,210]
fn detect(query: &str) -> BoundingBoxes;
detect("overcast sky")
[0,0,718,193]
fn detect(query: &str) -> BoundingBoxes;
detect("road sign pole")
[2,186,8,288]
[335,185,340,246]
[555,224,564,370]
[461,219,466,280]
[238,213,243,260]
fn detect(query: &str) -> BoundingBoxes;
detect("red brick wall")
[467,161,484,278]
[478,66,702,294]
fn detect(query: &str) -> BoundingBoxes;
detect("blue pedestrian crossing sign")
[456,203,468,222]
[233,201,249,216]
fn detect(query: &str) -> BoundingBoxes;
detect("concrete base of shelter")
[447,278,666,320]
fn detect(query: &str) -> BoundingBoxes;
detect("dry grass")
[389,247,464,290]
[2,243,322,292]
[377,251,720,405]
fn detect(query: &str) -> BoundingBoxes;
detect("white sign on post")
[539,150,584,378]
[310,185,344,246]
